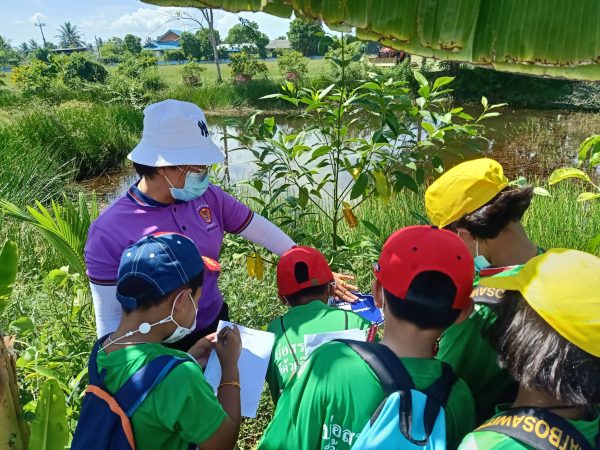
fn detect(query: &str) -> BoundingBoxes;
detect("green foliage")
[0,192,99,276]
[324,37,367,83]
[61,53,108,84]
[225,20,269,57]
[180,61,206,86]
[0,240,17,314]
[229,52,268,79]
[180,31,203,61]
[114,55,166,100]
[162,49,186,62]
[11,59,58,95]
[548,134,600,252]
[99,38,126,64]
[123,34,142,55]
[286,18,324,56]
[276,50,308,78]
[0,35,22,67]
[28,379,68,450]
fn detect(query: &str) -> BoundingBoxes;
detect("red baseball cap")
[374,226,474,309]
[277,246,334,296]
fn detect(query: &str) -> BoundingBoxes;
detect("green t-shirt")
[258,341,476,450]
[458,405,600,449]
[437,264,526,422]
[266,300,371,404]
[96,343,226,450]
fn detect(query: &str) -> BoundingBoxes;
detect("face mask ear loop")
[476,239,480,257]
[164,173,176,189]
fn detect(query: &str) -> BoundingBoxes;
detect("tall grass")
[0,102,142,182]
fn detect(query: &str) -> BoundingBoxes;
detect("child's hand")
[187,332,217,368]
[332,272,359,302]
[215,326,242,367]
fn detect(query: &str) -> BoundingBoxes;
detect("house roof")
[266,39,291,49]
[143,41,181,51]
[156,29,183,42]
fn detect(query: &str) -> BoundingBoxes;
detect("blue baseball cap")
[116,232,218,310]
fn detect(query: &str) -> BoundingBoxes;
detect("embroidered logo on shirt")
[198,120,209,137]
[198,207,212,224]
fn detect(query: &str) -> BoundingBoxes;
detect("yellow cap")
[425,158,509,228]
[480,249,600,357]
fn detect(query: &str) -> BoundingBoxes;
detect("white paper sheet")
[203,320,275,418]
[304,329,367,358]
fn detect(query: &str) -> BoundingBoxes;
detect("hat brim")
[128,140,224,167]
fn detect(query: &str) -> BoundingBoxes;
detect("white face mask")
[162,291,198,344]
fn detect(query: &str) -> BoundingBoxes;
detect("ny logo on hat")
[198,120,209,137]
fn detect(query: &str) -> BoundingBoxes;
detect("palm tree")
[56,21,83,48]
[18,42,29,54]
[28,39,40,50]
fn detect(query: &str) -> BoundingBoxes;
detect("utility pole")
[34,17,47,46]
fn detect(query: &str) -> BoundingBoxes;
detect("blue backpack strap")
[88,334,112,387]
[114,355,192,417]
[337,339,450,446]
[336,340,414,394]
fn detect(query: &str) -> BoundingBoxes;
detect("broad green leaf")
[533,187,552,197]
[421,121,435,136]
[576,192,600,202]
[372,171,390,201]
[509,176,528,187]
[548,168,592,185]
[413,71,428,88]
[9,316,34,336]
[46,269,69,287]
[432,76,455,90]
[298,187,309,208]
[481,96,488,109]
[393,172,419,193]
[350,173,369,200]
[577,134,600,162]
[361,220,382,238]
[0,240,17,314]
[29,379,68,450]
[589,233,600,254]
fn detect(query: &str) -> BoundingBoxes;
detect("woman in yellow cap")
[425,158,543,422]
[459,249,600,449]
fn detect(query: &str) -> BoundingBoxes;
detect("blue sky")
[3,0,294,47]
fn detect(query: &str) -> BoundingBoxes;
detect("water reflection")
[79,109,599,204]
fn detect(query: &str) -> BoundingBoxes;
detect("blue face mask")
[165,171,209,202]
[474,239,491,271]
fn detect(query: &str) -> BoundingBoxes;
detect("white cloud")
[110,7,186,35]
[30,12,47,24]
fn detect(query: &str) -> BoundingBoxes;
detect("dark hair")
[449,187,533,239]
[133,162,159,179]
[119,271,204,311]
[384,271,461,329]
[491,291,600,405]
[284,261,329,305]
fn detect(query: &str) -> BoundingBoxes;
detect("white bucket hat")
[128,99,224,167]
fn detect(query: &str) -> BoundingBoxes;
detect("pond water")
[80,108,599,204]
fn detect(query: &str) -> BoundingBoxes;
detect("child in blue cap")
[74,232,242,450]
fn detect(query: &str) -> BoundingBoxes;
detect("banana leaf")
[0,241,18,315]
[28,379,68,450]
[142,0,600,80]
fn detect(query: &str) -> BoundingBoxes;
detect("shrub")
[62,53,108,84]
[277,50,308,79]
[114,55,166,92]
[11,59,58,95]
[163,49,186,63]
[325,41,367,83]
[229,52,268,80]
[180,61,206,86]
[115,55,158,79]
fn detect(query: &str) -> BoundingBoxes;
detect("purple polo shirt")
[85,182,253,329]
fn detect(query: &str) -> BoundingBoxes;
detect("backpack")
[71,335,194,450]
[337,340,457,450]
[474,407,599,450]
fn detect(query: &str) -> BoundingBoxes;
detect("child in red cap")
[265,246,370,404]
[259,226,477,450]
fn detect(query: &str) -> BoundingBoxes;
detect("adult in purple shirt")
[85,100,357,351]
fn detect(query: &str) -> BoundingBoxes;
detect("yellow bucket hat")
[425,158,509,228]
[480,249,600,357]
